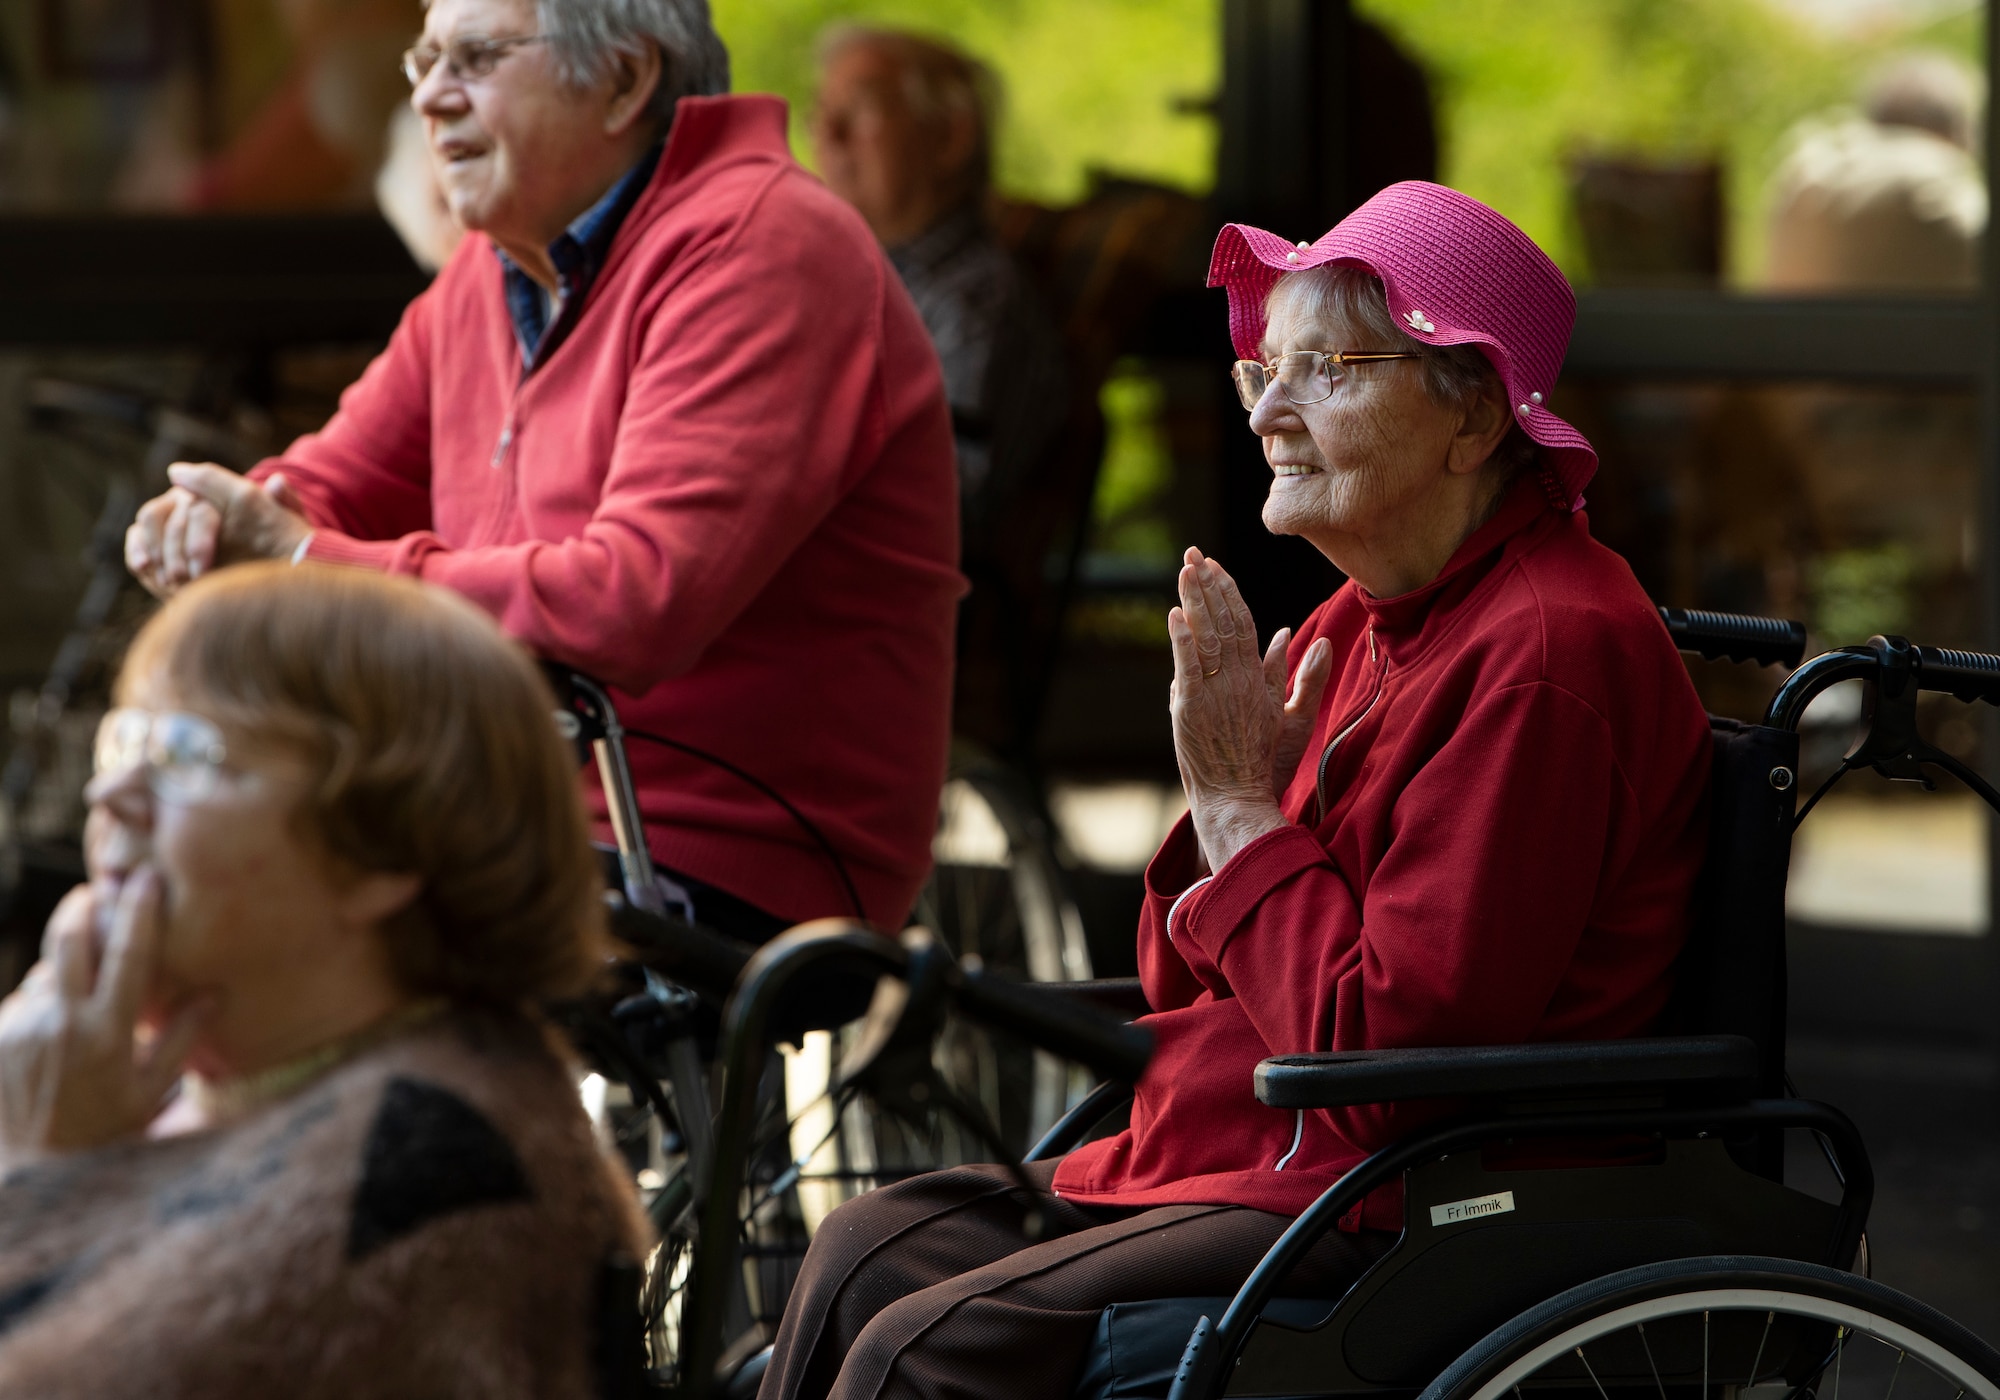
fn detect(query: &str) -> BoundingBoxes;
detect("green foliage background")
[709,0,1981,283]
[709,0,1222,207]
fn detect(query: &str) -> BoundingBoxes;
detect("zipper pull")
[1366,626,1378,664]
[491,420,515,468]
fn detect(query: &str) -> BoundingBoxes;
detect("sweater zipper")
[1274,1109,1305,1170]
[494,361,533,468]
[1313,626,1387,822]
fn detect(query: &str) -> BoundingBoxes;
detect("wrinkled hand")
[0,870,209,1171]
[1169,547,1332,872]
[1269,632,1333,803]
[125,463,310,598]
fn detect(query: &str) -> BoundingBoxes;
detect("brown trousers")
[756,1162,1392,1400]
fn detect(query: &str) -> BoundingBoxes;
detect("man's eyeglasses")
[94,708,230,804]
[401,34,546,88]
[1231,350,1423,412]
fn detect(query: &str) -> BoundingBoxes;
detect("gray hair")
[1863,50,1981,150]
[1267,264,1542,484]
[537,0,731,124]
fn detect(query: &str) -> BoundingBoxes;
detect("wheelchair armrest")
[1030,978,1152,1020]
[1254,1035,1759,1109]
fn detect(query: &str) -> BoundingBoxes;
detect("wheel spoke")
[1703,1309,1710,1400]
[1884,1348,1906,1400]
[1637,1321,1667,1400]
[1574,1346,1614,1400]
[1832,1325,1846,1400]
[1749,1309,1776,1388]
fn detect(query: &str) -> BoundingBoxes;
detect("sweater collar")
[575,92,788,294]
[641,93,791,208]
[1352,474,1556,646]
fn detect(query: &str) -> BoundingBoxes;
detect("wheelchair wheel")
[905,752,1093,1147]
[784,752,1093,1231]
[1420,1255,2000,1400]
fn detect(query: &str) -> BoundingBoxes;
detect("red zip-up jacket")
[249,95,961,927]
[1053,481,1711,1228]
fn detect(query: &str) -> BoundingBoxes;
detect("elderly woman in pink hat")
[756,183,1713,1400]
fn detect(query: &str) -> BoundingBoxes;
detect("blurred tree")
[711,0,1220,204]
[715,0,1980,285]
[1355,0,1980,281]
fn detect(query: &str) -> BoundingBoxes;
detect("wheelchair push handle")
[603,896,753,1002]
[1657,606,1806,669]
[957,956,1155,1085]
[1767,633,2000,731]
[1908,641,2000,706]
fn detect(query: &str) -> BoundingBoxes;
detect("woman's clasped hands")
[1168,546,1334,874]
[0,869,209,1172]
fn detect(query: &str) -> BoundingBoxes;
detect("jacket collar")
[1353,474,1557,652]
[544,93,789,337]
[638,93,790,213]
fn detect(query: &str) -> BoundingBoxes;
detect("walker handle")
[1658,606,1807,669]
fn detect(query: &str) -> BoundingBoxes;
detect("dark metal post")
[1214,0,1355,638]
[1983,0,2000,1061]
[1216,0,1354,238]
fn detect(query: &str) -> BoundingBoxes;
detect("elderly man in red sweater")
[125,0,961,938]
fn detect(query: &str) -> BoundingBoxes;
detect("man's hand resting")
[126,464,312,598]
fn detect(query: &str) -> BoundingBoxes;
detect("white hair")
[1864,50,1981,151]
[537,0,729,120]
[1268,265,1542,483]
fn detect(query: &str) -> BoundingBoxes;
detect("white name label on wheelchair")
[1428,1190,1516,1227]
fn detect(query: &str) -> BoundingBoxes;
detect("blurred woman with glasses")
[0,562,643,1398]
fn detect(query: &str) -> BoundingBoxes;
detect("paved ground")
[1788,1035,2000,1343]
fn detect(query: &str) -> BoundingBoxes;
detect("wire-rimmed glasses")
[1231,349,1423,411]
[401,34,547,88]
[94,708,231,804]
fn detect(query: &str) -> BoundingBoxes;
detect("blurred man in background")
[812,27,1065,547]
[1765,50,1985,291]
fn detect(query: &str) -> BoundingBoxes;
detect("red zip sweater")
[1053,481,1711,1228]
[249,96,961,927]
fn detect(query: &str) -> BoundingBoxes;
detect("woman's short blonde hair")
[117,563,607,1005]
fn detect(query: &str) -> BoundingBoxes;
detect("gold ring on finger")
[1203,667,1221,677]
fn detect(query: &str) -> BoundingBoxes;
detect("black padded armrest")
[1032,978,1152,1020]
[1254,1035,1759,1109]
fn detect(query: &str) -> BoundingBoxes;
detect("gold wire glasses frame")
[1231,350,1423,412]
[401,34,547,88]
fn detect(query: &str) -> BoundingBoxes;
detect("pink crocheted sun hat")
[1208,180,1596,511]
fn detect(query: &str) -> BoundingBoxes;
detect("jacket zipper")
[1274,1109,1304,1170]
[1277,630,1385,1173]
[495,346,538,468]
[1313,626,1388,822]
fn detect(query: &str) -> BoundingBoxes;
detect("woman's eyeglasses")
[94,708,230,804]
[401,34,546,88]
[1231,349,1422,412]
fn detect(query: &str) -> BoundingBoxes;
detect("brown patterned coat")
[0,1008,648,1398]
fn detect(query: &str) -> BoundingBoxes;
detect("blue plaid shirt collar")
[498,144,662,370]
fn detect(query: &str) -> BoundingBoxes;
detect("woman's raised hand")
[1168,547,1332,872]
[0,870,209,1170]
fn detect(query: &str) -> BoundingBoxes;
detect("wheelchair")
[993,607,2000,1400]
[540,667,1109,1379]
[569,608,2000,1400]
